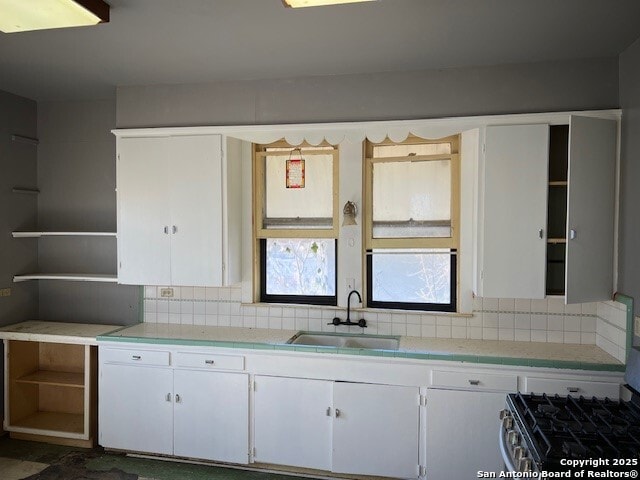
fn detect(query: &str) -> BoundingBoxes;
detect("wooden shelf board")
[13,274,118,283]
[547,238,567,244]
[15,371,84,388]
[12,232,116,238]
[11,411,84,435]
[548,181,568,186]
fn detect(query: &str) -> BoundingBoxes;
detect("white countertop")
[0,321,124,345]
[100,323,623,368]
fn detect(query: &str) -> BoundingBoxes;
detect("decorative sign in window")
[286,159,305,188]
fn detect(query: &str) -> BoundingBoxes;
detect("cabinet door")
[173,369,249,464]
[426,389,505,480]
[117,136,172,285]
[253,376,332,471]
[481,125,549,298]
[99,364,173,455]
[168,135,223,286]
[332,383,420,478]
[566,116,617,303]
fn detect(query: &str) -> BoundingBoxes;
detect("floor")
[0,436,313,480]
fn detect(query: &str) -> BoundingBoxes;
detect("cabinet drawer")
[524,377,620,399]
[175,352,244,371]
[431,370,518,392]
[101,348,170,366]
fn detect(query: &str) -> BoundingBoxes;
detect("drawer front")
[525,377,620,399]
[175,352,244,371]
[431,370,518,392]
[101,347,170,366]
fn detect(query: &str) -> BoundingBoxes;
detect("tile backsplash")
[595,300,630,363]
[141,286,622,350]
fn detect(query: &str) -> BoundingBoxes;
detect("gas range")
[500,392,640,474]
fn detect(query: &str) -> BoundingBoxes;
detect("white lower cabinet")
[253,376,420,478]
[98,344,624,480]
[332,382,420,478]
[172,369,249,463]
[99,360,249,463]
[99,364,174,455]
[253,376,332,471]
[426,388,506,480]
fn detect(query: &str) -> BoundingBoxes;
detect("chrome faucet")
[329,289,367,328]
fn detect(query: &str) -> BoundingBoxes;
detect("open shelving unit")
[6,339,96,443]
[12,231,118,284]
[13,273,118,283]
[12,232,117,238]
[545,125,569,296]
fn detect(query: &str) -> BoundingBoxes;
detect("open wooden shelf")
[547,238,567,244]
[548,181,568,186]
[12,232,116,238]
[15,371,84,388]
[13,273,118,283]
[12,411,84,435]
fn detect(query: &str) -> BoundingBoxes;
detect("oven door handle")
[499,426,517,473]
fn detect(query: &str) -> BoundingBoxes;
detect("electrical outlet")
[0,288,11,297]
[346,278,355,291]
[160,288,174,298]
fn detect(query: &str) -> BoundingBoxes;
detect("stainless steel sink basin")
[287,332,399,350]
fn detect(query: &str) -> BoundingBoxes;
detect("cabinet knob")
[204,359,215,365]
[132,355,141,361]
[175,394,181,403]
[566,386,580,393]
[172,225,177,234]
[468,379,480,386]
[165,393,171,402]
[335,408,341,418]
[326,407,331,417]
[570,229,577,240]
[163,226,169,234]
[538,229,544,239]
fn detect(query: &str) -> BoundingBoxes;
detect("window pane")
[265,152,333,228]
[370,250,451,304]
[265,238,336,296]
[372,160,451,238]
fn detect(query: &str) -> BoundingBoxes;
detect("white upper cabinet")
[480,124,549,299]
[565,116,617,303]
[116,133,242,287]
[478,116,617,302]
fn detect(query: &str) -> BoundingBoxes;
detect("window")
[364,135,460,312]
[254,141,339,305]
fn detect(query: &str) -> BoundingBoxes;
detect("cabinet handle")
[204,359,215,365]
[469,379,480,386]
[172,225,177,234]
[132,355,141,361]
[567,387,580,393]
[326,407,331,416]
[163,226,169,234]
[570,229,577,240]
[166,393,171,402]
[175,394,181,403]
[335,408,341,418]
[538,229,544,239]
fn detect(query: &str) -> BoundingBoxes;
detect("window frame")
[259,238,338,306]
[253,140,340,305]
[366,249,457,312]
[363,135,460,311]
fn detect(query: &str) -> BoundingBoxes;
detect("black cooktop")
[507,393,640,471]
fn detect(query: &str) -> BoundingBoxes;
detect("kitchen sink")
[287,332,399,350]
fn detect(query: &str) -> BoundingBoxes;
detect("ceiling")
[1,0,640,101]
